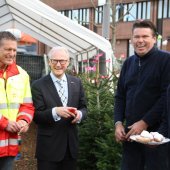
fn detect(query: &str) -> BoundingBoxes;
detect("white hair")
[48,46,69,59]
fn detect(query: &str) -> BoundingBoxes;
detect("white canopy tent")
[0,0,114,72]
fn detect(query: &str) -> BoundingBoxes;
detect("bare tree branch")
[90,0,103,14]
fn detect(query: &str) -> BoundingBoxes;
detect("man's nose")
[56,61,61,65]
[9,50,16,57]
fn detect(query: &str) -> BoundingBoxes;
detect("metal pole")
[100,0,110,75]
[102,0,110,40]
[43,54,49,75]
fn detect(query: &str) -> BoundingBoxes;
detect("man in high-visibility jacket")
[0,31,34,169]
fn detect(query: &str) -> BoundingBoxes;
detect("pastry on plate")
[136,130,153,143]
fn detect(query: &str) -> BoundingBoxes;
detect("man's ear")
[48,59,52,68]
[67,59,70,65]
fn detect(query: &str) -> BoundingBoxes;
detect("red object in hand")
[68,108,76,114]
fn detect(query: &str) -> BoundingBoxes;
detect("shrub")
[78,73,122,170]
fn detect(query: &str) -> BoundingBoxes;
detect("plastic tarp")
[0,0,113,63]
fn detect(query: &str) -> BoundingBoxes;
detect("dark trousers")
[37,147,77,170]
[121,141,169,170]
[168,143,170,169]
[0,156,15,170]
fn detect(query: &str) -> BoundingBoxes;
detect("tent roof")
[0,0,113,60]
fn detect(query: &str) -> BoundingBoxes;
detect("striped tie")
[57,80,67,106]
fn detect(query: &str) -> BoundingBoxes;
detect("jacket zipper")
[3,72,9,111]
[139,58,141,67]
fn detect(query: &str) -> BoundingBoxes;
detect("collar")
[0,62,19,79]
[50,72,67,83]
[135,46,158,60]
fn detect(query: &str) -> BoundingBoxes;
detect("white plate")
[130,135,170,145]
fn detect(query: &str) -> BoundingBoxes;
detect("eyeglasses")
[50,59,68,65]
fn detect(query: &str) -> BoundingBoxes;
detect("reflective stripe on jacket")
[0,63,34,157]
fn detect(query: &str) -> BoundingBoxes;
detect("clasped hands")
[5,120,29,134]
[56,107,81,124]
[115,120,148,142]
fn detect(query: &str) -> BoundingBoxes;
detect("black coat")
[114,47,170,132]
[159,85,170,137]
[31,74,87,162]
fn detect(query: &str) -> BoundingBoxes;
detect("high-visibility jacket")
[0,62,34,157]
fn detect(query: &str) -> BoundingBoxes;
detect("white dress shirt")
[50,72,82,122]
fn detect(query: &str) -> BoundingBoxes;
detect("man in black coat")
[31,46,87,170]
[114,20,170,170]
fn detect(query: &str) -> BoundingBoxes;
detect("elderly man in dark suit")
[31,46,87,170]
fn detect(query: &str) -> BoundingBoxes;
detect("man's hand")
[71,110,81,124]
[17,120,29,133]
[115,123,126,142]
[56,107,77,118]
[5,121,21,133]
[126,120,148,140]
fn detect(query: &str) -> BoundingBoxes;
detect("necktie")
[57,80,67,106]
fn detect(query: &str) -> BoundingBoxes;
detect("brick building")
[40,0,170,60]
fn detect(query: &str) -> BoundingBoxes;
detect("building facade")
[40,0,170,60]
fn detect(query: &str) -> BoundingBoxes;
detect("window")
[146,2,151,19]
[59,2,151,25]
[59,8,90,27]
[139,1,150,20]
[116,4,124,21]
[123,4,128,21]
[142,2,146,19]
[158,0,170,19]
[163,0,168,18]
[82,9,89,24]
[116,1,150,22]
[123,3,137,21]
[137,3,142,19]
[72,10,79,23]
[127,3,136,21]
[95,6,103,24]
[158,0,163,18]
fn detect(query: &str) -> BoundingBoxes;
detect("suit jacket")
[31,74,87,162]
